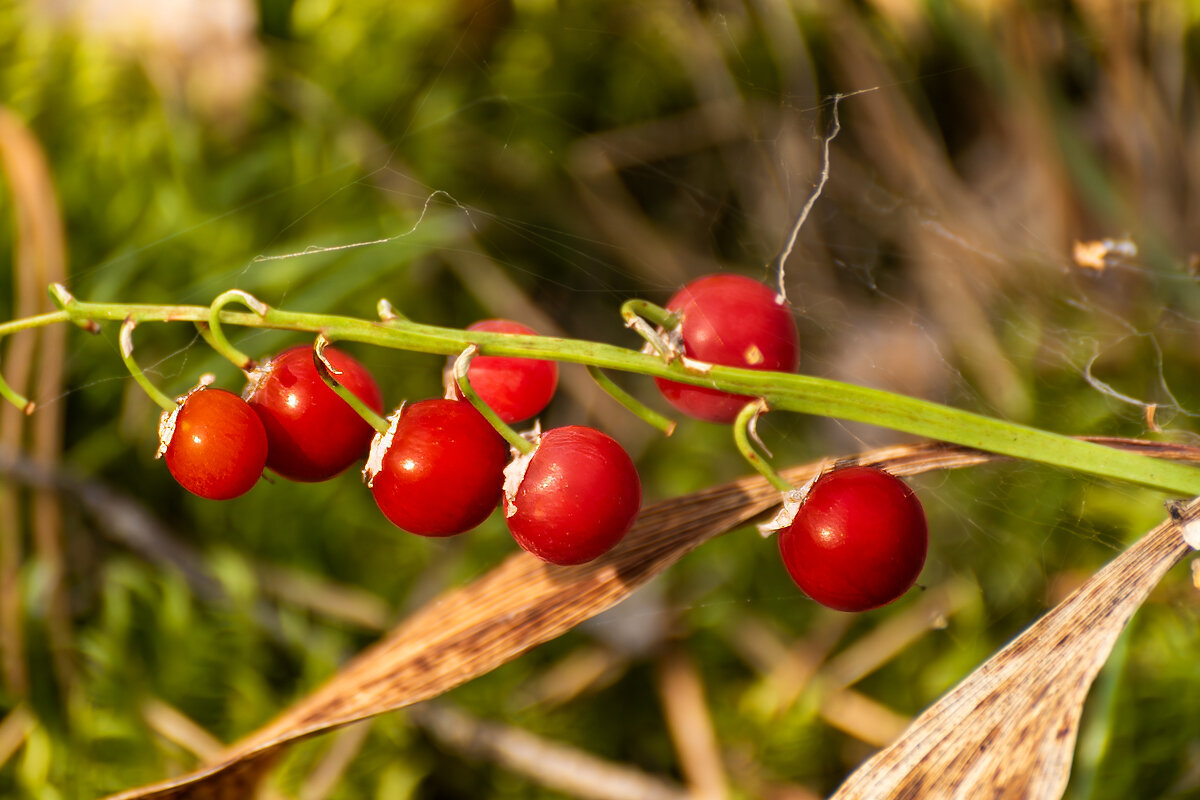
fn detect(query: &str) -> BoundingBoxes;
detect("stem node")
[208,290,268,371]
[48,283,100,333]
[621,299,679,362]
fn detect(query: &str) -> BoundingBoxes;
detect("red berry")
[505,426,641,565]
[365,399,509,537]
[653,274,799,423]
[777,466,928,612]
[161,387,268,500]
[244,345,384,482]
[450,319,559,423]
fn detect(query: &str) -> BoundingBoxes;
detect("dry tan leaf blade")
[104,439,1200,799]
[831,496,1199,800]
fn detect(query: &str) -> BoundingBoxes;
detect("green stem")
[620,299,679,359]
[206,290,268,371]
[11,292,1200,496]
[454,346,534,455]
[48,284,100,333]
[587,365,676,436]
[119,318,177,412]
[733,400,793,493]
[621,299,678,331]
[311,334,389,434]
[0,369,33,414]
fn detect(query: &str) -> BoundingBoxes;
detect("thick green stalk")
[10,293,1200,496]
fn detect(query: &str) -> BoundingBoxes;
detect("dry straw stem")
[409,702,691,800]
[0,107,71,698]
[105,438,1200,800]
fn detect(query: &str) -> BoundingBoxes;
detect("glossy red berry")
[654,274,799,423]
[244,345,384,482]
[161,387,268,500]
[505,426,641,566]
[778,466,927,612]
[450,319,559,423]
[365,399,509,537]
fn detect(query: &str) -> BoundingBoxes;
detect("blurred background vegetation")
[2,0,1200,797]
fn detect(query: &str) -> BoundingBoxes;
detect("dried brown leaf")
[831,497,1197,800]
[0,106,71,696]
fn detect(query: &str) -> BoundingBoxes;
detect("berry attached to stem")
[364,399,509,537]
[777,466,927,612]
[653,274,799,423]
[732,399,793,493]
[202,290,269,371]
[159,385,268,500]
[447,319,558,424]
[244,343,384,482]
[505,426,642,566]
[452,345,535,456]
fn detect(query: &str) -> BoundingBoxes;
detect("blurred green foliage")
[2,0,1200,798]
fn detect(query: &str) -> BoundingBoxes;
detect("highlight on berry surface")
[158,381,269,501]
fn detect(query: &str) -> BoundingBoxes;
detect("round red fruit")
[653,274,799,423]
[244,345,384,482]
[162,387,268,500]
[366,399,509,537]
[450,319,558,423]
[778,466,927,612]
[506,426,641,566]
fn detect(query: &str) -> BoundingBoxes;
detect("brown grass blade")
[830,497,1197,800]
[101,439,1198,799]
[408,702,691,800]
[0,106,72,696]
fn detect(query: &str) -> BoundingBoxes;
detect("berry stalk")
[5,286,1200,496]
[732,400,793,494]
[118,318,177,413]
[311,334,389,435]
[203,290,269,371]
[453,346,534,455]
[586,365,676,436]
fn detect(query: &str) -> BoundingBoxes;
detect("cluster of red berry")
[159,322,641,566]
[157,272,928,606]
[651,274,929,611]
